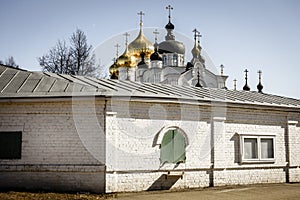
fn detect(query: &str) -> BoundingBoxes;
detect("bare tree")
[1,56,19,68]
[39,40,73,74]
[70,29,97,76]
[39,29,98,76]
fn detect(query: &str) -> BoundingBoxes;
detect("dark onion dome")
[165,21,174,30]
[150,43,162,61]
[137,51,149,68]
[158,40,185,54]
[150,51,162,61]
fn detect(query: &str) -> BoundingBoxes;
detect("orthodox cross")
[193,28,198,41]
[257,70,263,93]
[243,69,250,91]
[193,29,201,43]
[166,5,173,20]
[197,33,202,44]
[153,29,159,43]
[123,32,130,46]
[114,43,120,58]
[258,70,262,82]
[244,69,249,80]
[137,11,145,26]
[220,64,224,76]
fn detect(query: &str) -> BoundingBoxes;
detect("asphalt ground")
[115,183,300,200]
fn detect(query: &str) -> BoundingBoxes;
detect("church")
[109,6,227,89]
[0,5,300,194]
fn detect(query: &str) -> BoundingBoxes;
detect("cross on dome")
[166,5,173,21]
[123,32,130,46]
[153,29,159,43]
[243,69,250,91]
[137,11,145,28]
[114,43,120,58]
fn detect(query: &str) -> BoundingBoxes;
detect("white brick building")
[0,64,300,193]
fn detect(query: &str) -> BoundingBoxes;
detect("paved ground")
[115,183,300,200]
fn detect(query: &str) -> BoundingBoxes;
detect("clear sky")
[0,0,300,99]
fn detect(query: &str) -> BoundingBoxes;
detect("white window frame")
[240,134,276,163]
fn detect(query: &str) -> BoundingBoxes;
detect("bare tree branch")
[39,29,97,76]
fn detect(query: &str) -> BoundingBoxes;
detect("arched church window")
[160,129,186,164]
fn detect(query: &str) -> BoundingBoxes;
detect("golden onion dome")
[128,29,154,57]
[109,61,119,79]
[116,52,133,67]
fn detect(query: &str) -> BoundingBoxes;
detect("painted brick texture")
[0,99,106,193]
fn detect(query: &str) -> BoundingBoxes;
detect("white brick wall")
[0,99,106,193]
[105,100,300,192]
[1,98,299,193]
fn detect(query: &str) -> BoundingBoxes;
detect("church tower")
[158,5,185,68]
[109,11,154,80]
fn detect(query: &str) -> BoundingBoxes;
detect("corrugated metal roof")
[1,64,300,108]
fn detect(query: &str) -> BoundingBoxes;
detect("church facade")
[0,64,300,193]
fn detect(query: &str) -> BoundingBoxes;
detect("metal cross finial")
[123,32,130,46]
[243,69,250,91]
[192,28,198,41]
[244,69,249,79]
[153,29,159,43]
[257,70,263,93]
[166,5,173,20]
[114,43,120,58]
[220,64,224,76]
[233,79,237,90]
[193,29,201,43]
[258,70,262,81]
[137,11,145,26]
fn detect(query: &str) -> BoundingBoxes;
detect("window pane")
[244,138,258,159]
[160,130,174,164]
[173,130,186,163]
[0,132,22,159]
[261,139,274,159]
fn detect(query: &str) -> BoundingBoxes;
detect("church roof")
[1,65,300,109]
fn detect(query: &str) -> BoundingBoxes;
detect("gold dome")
[109,61,119,78]
[128,29,154,57]
[116,50,134,67]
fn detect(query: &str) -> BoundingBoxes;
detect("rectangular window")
[162,56,167,66]
[240,135,275,163]
[0,132,22,159]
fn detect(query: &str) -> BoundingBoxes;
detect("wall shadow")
[147,174,181,191]
[230,133,240,164]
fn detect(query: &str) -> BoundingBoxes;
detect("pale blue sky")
[0,0,300,98]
